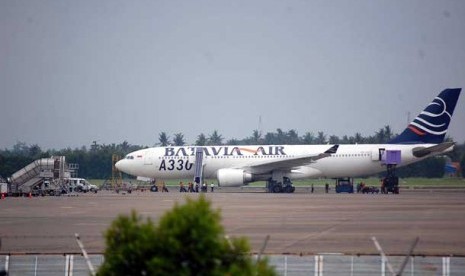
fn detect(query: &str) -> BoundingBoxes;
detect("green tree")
[341,135,350,144]
[28,144,42,159]
[354,132,364,144]
[173,133,186,146]
[397,156,446,178]
[90,141,100,152]
[208,130,223,145]
[447,142,465,163]
[264,132,277,145]
[195,133,207,146]
[329,135,340,144]
[251,130,262,144]
[384,125,394,141]
[276,128,286,144]
[226,138,240,145]
[315,131,326,144]
[287,129,300,145]
[12,141,29,155]
[98,196,276,276]
[374,126,394,143]
[119,140,130,153]
[302,132,315,144]
[158,132,170,146]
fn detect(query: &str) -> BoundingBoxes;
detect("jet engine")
[217,168,253,187]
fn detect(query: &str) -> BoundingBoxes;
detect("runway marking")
[74,223,108,226]
[282,217,356,251]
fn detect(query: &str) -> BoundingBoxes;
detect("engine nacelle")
[217,169,253,187]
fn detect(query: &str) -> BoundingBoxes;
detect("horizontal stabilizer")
[412,141,455,158]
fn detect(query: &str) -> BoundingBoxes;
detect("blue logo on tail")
[389,88,461,144]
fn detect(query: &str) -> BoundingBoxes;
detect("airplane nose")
[115,159,135,176]
[115,160,124,172]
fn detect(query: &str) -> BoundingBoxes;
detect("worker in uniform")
[210,182,215,192]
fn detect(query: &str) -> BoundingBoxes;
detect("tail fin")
[389,88,461,144]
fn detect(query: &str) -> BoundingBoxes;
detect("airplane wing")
[412,141,455,158]
[242,145,338,174]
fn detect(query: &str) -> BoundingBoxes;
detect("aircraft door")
[371,148,385,161]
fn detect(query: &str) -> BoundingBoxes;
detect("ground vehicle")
[0,175,7,194]
[0,182,7,195]
[28,180,60,196]
[381,176,399,194]
[335,178,354,193]
[361,186,380,194]
[356,182,380,194]
[67,178,98,193]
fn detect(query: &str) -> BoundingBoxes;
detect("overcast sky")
[1,0,464,149]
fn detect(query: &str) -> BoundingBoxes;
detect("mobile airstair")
[194,147,204,185]
[8,156,71,196]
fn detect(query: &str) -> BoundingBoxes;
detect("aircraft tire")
[284,185,294,193]
[272,184,282,193]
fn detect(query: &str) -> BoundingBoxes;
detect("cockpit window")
[126,155,134,160]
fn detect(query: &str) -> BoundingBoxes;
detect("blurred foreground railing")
[1,254,464,276]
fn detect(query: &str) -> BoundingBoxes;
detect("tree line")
[159,126,396,146]
[1,126,464,179]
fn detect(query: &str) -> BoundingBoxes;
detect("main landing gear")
[266,177,295,193]
[382,164,399,194]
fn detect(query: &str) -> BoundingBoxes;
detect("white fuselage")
[116,143,441,182]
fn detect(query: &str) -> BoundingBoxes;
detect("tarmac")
[1,188,465,256]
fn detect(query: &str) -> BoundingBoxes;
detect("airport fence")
[1,254,464,275]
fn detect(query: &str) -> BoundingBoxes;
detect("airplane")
[116,88,461,193]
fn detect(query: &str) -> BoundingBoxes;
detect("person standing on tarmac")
[162,181,169,192]
[179,181,187,192]
[210,182,215,192]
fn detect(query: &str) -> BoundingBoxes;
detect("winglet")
[325,145,339,154]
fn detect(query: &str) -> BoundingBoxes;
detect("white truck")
[67,178,98,193]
